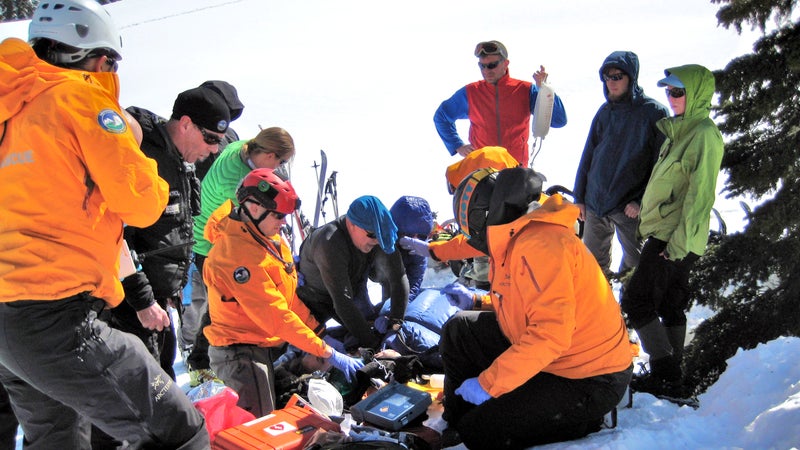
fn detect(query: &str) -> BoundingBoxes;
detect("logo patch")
[97,109,128,134]
[215,119,228,132]
[233,267,250,284]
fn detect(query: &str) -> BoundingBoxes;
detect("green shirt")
[193,140,250,257]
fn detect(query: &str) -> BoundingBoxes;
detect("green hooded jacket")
[638,64,724,259]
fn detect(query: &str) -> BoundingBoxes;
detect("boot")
[630,354,684,397]
[631,320,684,397]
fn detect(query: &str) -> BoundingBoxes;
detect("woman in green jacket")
[622,64,724,398]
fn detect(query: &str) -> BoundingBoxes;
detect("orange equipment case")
[213,397,341,450]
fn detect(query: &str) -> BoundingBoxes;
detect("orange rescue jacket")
[0,38,168,306]
[203,201,329,356]
[478,194,632,397]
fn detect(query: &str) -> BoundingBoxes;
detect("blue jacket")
[573,51,669,217]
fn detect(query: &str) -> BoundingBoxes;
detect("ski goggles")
[474,41,508,59]
[666,87,686,98]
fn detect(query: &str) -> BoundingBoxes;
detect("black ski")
[313,149,327,228]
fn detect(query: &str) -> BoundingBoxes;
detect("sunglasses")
[269,211,288,220]
[88,50,119,73]
[105,57,119,73]
[478,60,503,70]
[666,87,686,98]
[365,230,377,239]
[603,72,626,82]
[194,123,223,145]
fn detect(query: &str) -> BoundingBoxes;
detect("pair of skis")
[311,149,339,228]
[287,150,338,254]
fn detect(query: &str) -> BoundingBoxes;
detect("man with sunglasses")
[434,40,568,167]
[573,51,669,280]
[622,65,724,399]
[104,85,230,384]
[297,196,409,352]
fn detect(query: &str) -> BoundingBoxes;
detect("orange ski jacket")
[203,201,329,357]
[478,194,633,397]
[0,38,168,306]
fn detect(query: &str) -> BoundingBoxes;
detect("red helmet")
[236,168,300,214]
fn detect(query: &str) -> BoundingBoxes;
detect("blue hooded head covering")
[390,196,435,237]
[346,196,398,254]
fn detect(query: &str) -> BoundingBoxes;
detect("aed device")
[349,382,432,431]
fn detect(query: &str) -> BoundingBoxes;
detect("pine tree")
[0,0,37,22]
[684,0,800,394]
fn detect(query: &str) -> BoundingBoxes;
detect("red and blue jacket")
[434,72,567,167]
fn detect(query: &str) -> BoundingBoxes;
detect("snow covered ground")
[3,0,799,448]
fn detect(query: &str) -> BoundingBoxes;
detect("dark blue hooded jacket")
[573,51,669,217]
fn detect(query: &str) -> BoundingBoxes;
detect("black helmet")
[453,167,544,254]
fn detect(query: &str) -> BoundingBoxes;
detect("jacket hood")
[600,50,643,103]
[206,200,235,245]
[0,38,120,124]
[487,193,579,259]
[662,64,715,121]
[445,146,519,194]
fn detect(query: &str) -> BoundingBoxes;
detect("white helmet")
[29,0,123,64]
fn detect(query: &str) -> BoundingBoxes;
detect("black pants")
[440,310,631,450]
[621,237,700,329]
[186,255,213,371]
[104,296,177,380]
[0,295,208,449]
[0,383,18,450]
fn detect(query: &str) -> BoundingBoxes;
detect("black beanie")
[172,87,230,133]
[200,80,244,121]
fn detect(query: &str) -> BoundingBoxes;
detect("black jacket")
[121,107,200,310]
[297,216,409,349]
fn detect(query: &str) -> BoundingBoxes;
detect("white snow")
[2,1,797,448]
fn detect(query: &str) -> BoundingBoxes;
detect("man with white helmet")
[0,1,209,448]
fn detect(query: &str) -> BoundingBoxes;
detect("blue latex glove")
[441,282,475,310]
[327,349,364,383]
[455,377,491,405]
[398,236,431,258]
